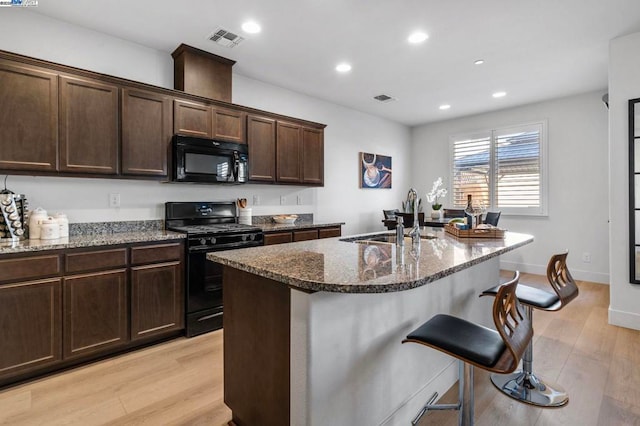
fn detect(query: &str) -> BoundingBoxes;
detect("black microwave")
[172,135,248,184]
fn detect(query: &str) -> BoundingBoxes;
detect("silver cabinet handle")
[197,312,223,322]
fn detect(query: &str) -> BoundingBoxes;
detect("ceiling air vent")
[373,94,396,103]
[208,27,245,48]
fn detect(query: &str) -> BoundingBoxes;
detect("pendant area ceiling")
[27,0,640,126]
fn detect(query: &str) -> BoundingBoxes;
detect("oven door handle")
[197,312,223,322]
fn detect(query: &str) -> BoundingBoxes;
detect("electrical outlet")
[280,196,286,205]
[582,252,591,263]
[253,195,260,205]
[109,193,121,208]
[297,195,302,205]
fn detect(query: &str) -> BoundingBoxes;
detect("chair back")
[546,252,579,308]
[492,271,533,373]
[484,211,501,226]
[443,209,465,218]
[383,209,399,220]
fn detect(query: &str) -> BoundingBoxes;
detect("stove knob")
[199,238,207,245]
[248,234,255,241]
[241,234,248,241]
[209,237,216,245]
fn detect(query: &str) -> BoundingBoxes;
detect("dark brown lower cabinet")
[0,278,62,379]
[0,241,184,388]
[63,269,128,359]
[131,261,183,341]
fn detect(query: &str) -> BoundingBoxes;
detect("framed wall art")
[360,152,392,189]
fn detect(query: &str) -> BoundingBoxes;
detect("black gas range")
[166,201,264,337]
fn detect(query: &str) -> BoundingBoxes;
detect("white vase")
[431,209,442,219]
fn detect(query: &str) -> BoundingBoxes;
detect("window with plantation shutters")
[450,121,547,216]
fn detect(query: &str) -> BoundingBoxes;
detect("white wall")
[0,11,411,236]
[608,32,640,330]
[411,91,610,283]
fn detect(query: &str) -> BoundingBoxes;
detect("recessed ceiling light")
[439,104,451,110]
[241,21,261,34]
[335,63,352,73]
[408,31,429,44]
[474,59,484,65]
[492,91,507,98]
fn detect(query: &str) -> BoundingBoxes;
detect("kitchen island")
[208,228,533,426]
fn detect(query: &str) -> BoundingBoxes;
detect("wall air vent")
[373,94,396,102]
[208,27,245,48]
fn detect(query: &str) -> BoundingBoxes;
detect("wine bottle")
[464,194,475,228]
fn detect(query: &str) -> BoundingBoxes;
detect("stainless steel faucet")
[407,188,421,246]
[396,215,404,247]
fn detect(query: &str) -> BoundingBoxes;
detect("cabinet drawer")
[293,229,318,242]
[318,227,341,239]
[0,254,61,283]
[264,232,293,246]
[130,242,183,265]
[65,248,128,273]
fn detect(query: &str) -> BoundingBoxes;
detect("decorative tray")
[444,224,505,239]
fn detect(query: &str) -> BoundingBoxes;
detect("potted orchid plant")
[426,177,447,219]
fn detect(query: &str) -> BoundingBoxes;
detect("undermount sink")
[340,232,437,245]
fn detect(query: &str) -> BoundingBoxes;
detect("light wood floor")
[0,272,637,425]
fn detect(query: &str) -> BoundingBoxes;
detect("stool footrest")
[490,370,569,407]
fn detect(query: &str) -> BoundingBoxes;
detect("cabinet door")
[248,115,276,182]
[0,278,62,380]
[213,107,246,143]
[301,127,324,185]
[174,99,212,138]
[59,76,119,174]
[0,61,58,172]
[131,261,184,340]
[122,88,171,176]
[276,121,302,183]
[63,269,128,359]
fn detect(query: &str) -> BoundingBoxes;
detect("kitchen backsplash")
[251,214,313,225]
[69,220,164,236]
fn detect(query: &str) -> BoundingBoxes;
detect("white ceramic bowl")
[273,215,297,224]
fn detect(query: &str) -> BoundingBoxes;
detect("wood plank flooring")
[0,272,637,425]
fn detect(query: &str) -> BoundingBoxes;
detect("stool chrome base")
[490,370,569,407]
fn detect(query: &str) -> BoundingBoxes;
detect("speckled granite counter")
[0,230,185,254]
[258,221,345,232]
[208,228,533,293]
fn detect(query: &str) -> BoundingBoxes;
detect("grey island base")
[207,228,533,426]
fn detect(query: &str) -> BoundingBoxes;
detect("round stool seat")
[481,284,560,310]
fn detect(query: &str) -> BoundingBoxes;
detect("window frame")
[448,120,548,217]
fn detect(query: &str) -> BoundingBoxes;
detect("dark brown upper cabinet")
[213,107,246,143]
[275,121,324,186]
[122,88,172,176]
[0,61,58,172]
[276,121,302,183]
[173,99,212,138]
[248,115,276,182]
[301,127,324,185]
[59,75,119,175]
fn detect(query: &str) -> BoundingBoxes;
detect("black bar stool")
[480,252,578,407]
[403,271,532,425]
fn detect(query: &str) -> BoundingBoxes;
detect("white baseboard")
[609,307,640,331]
[500,260,609,284]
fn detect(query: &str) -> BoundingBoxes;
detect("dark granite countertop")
[0,230,185,254]
[258,221,345,232]
[207,228,533,294]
